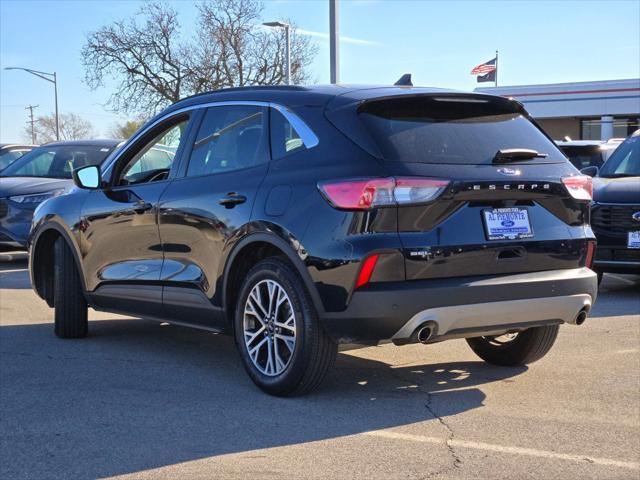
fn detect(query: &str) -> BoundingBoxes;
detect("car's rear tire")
[53,238,88,339]
[234,257,337,396]
[466,325,559,366]
[596,270,604,286]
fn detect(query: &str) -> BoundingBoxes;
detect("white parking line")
[363,430,640,471]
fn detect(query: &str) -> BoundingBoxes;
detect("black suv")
[29,86,598,396]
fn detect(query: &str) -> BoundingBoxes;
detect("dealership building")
[476,78,640,141]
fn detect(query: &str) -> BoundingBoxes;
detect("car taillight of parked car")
[318,177,450,210]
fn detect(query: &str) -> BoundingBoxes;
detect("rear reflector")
[562,175,593,201]
[318,177,449,210]
[355,254,379,289]
[585,240,596,269]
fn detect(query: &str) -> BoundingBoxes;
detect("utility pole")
[329,0,340,84]
[25,104,39,144]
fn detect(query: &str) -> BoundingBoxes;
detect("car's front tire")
[466,325,559,366]
[53,238,88,339]
[234,257,337,396]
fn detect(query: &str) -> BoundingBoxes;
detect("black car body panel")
[29,85,597,345]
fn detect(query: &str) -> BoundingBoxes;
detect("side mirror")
[580,166,599,177]
[72,165,101,189]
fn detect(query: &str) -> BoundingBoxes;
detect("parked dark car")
[556,140,618,170]
[0,143,36,171]
[0,139,121,250]
[581,130,640,281]
[29,86,597,396]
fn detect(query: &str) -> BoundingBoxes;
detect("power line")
[25,104,39,144]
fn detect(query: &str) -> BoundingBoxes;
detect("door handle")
[218,193,247,209]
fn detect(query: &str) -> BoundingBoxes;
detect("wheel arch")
[30,221,87,305]
[222,230,324,328]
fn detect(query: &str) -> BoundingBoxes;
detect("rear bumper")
[320,267,598,343]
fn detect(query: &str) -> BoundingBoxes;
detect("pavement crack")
[385,366,463,477]
[424,391,462,474]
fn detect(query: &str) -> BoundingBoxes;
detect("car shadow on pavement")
[0,259,30,290]
[0,318,526,479]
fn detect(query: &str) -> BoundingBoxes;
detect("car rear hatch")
[326,92,594,280]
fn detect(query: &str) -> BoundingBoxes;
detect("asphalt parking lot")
[0,253,638,480]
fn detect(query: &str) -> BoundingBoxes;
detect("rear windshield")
[558,145,604,169]
[357,97,564,165]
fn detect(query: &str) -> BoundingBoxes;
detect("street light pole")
[5,67,59,141]
[263,21,291,85]
[284,24,291,86]
[329,0,340,84]
[53,72,59,140]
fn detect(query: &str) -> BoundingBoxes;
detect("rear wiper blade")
[493,149,548,164]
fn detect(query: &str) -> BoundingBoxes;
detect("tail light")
[318,177,449,210]
[585,240,596,269]
[562,175,593,201]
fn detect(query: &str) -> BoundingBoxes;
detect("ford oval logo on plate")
[497,167,521,176]
[501,219,515,227]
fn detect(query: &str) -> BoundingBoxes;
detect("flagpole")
[495,49,498,87]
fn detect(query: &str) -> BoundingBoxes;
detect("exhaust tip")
[575,309,588,326]
[417,326,433,344]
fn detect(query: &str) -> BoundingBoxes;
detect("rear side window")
[270,108,305,159]
[356,96,564,165]
[187,105,269,177]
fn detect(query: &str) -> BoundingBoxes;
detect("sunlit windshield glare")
[0,145,113,179]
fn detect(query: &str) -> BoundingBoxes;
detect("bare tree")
[82,1,317,117]
[188,2,316,90]
[108,120,145,139]
[82,3,184,116]
[24,113,95,144]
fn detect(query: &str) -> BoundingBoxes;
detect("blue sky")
[1,0,639,142]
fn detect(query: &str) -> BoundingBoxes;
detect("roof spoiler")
[394,74,413,86]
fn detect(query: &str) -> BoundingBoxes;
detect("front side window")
[187,105,269,177]
[119,119,187,185]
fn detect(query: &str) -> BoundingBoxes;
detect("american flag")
[470,57,497,75]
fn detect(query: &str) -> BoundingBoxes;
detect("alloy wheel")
[243,279,297,376]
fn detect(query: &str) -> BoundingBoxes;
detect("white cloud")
[296,28,381,47]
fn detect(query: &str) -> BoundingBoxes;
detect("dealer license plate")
[483,208,533,241]
[628,231,640,249]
